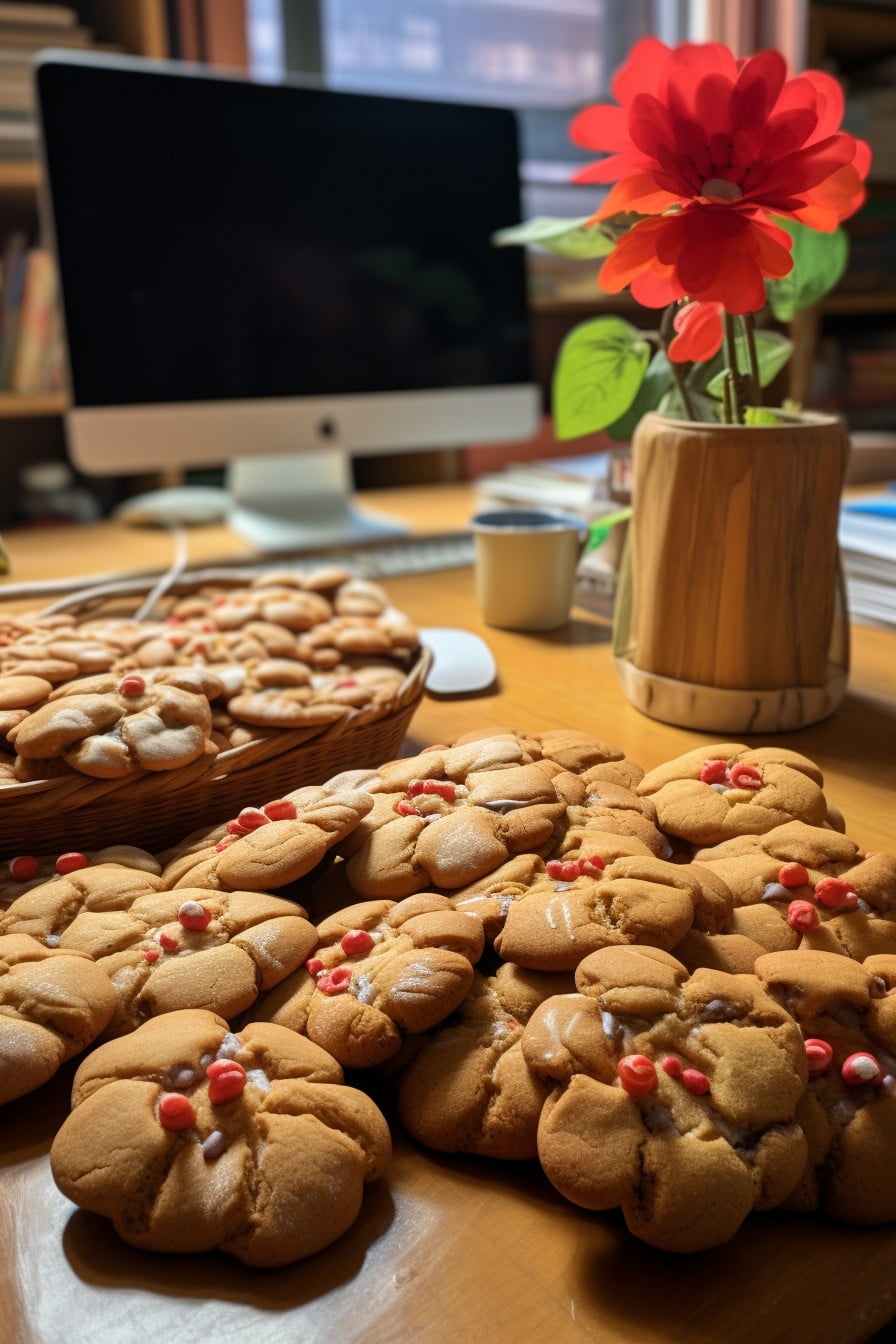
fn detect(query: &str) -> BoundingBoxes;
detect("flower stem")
[723,312,746,424]
[660,303,696,421]
[740,313,762,406]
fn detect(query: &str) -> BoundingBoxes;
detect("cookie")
[396,962,574,1159]
[9,677,217,778]
[754,950,896,1224]
[0,933,117,1104]
[0,844,161,910]
[160,784,374,892]
[0,866,317,1035]
[490,855,731,971]
[521,944,809,1251]
[556,777,672,859]
[340,755,590,901]
[251,894,485,1069]
[50,1009,391,1266]
[636,744,830,846]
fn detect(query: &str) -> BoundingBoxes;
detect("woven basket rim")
[0,569,431,812]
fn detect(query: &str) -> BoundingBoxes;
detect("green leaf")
[705,329,793,396]
[656,387,722,423]
[604,350,673,440]
[492,216,617,259]
[552,316,651,439]
[766,220,850,321]
[744,405,786,426]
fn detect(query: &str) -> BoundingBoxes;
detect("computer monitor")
[35,51,538,550]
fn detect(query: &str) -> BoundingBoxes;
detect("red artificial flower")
[667,301,725,363]
[569,39,871,313]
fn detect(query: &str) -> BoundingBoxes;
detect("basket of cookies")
[0,564,431,857]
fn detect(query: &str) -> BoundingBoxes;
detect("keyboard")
[247,531,477,581]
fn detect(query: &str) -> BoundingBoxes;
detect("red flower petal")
[569,103,630,152]
[668,301,725,362]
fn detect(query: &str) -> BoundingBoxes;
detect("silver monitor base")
[227,500,407,552]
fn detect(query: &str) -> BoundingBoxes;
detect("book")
[0,227,27,386]
[0,4,78,25]
[839,491,896,629]
[8,246,57,392]
[197,0,248,70]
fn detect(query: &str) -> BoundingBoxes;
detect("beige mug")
[471,509,589,631]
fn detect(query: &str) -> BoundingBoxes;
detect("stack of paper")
[838,490,896,629]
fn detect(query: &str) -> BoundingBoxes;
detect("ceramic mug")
[470,508,589,631]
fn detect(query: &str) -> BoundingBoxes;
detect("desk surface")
[1,489,895,1344]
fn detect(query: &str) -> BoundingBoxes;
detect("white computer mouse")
[420,627,498,695]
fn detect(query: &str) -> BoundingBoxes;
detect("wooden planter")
[612,411,851,733]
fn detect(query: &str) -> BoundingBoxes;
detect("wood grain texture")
[0,490,894,1343]
[624,413,851,692]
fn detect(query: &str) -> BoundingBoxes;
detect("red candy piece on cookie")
[787,900,821,933]
[9,855,40,881]
[617,1054,657,1099]
[158,1092,196,1131]
[178,900,212,932]
[340,928,375,956]
[263,799,298,821]
[56,852,88,875]
[729,762,762,790]
[306,957,324,976]
[661,1055,683,1078]
[804,1038,833,1078]
[699,759,728,784]
[842,1052,883,1087]
[117,675,146,696]
[317,967,353,995]
[159,932,178,952]
[237,807,270,831]
[681,1068,711,1095]
[814,878,858,911]
[206,1058,248,1104]
[778,862,809,888]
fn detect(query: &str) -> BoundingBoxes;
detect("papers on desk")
[839,488,896,629]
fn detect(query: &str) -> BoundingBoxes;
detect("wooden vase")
[612,411,851,733]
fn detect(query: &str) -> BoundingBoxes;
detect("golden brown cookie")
[50,1009,391,1266]
[160,784,374,892]
[0,866,316,1035]
[396,962,574,1159]
[637,744,830,846]
[0,933,117,1104]
[521,944,809,1252]
[251,894,485,1069]
[754,950,896,1224]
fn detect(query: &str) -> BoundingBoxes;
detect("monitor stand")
[227,449,408,553]
[114,447,410,553]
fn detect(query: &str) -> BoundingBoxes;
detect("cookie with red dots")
[677,832,896,970]
[337,744,601,902]
[0,844,161,911]
[753,949,896,1224]
[159,784,375,893]
[481,854,731,972]
[521,944,809,1252]
[396,962,574,1160]
[0,866,316,1035]
[0,933,117,1105]
[250,894,485,1069]
[50,1009,391,1266]
[8,674,218,778]
[636,744,832,847]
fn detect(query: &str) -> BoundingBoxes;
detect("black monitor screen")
[37,58,532,408]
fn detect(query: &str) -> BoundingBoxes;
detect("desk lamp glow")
[35,51,538,551]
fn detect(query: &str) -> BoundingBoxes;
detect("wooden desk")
[1,493,895,1344]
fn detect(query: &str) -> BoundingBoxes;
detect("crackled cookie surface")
[0,933,117,1105]
[521,944,808,1252]
[754,950,896,1224]
[50,1010,391,1266]
[160,784,374,892]
[636,744,831,846]
[397,962,573,1160]
[489,854,731,971]
[252,894,484,1069]
[0,866,316,1035]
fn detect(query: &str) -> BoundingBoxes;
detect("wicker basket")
[0,570,431,859]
